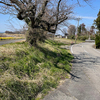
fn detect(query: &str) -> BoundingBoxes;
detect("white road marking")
[71,44,88,54]
[71,43,100,55]
[71,45,74,53]
[84,50,88,53]
[81,45,88,53]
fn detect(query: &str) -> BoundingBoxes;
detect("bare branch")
[0,1,19,11]
[37,0,49,18]
[56,0,62,29]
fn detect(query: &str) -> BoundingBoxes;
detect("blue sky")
[71,0,99,27]
[0,14,25,32]
[0,0,100,33]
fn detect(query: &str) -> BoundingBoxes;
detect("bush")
[67,35,75,39]
[95,34,100,48]
[90,35,95,40]
[77,35,88,41]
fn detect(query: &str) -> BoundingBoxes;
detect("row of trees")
[63,24,95,40]
[77,24,95,36]
[5,30,26,34]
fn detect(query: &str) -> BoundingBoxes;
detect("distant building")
[62,33,68,38]
[55,34,62,38]
[64,33,68,38]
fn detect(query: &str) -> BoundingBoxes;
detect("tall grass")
[0,39,73,100]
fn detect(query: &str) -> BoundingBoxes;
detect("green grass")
[0,39,73,100]
[54,38,84,45]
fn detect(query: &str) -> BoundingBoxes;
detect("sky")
[0,0,100,33]
[70,0,99,28]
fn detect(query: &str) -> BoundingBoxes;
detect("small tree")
[81,23,87,35]
[90,26,95,35]
[77,25,81,36]
[77,23,87,36]
[68,25,76,36]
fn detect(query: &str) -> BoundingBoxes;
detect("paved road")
[0,39,25,45]
[43,42,100,100]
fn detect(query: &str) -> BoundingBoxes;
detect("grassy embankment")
[0,39,74,100]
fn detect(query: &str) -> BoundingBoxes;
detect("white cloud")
[75,16,96,19]
[68,14,96,20]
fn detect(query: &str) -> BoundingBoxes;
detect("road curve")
[71,42,100,57]
[0,39,25,45]
[43,42,100,100]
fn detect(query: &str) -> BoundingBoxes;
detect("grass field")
[4,33,25,38]
[0,39,74,100]
[54,38,84,45]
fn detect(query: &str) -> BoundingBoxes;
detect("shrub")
[67,35,75,39]
[90,35,95,40]
[95,33,100,48]
[77,35,88,41]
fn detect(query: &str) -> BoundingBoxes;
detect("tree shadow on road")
[36,45,81,80]
[71,52,100,81]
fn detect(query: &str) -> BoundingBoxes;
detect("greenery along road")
[0,39,73,100]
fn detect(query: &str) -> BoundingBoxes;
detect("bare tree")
[90,25,95,35]
[0,0,90,46]
[67,25,76,36]
[62,28,67,35]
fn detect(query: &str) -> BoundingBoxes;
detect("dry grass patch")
[4,33,25,38]
[54,38,84,45]
[0,46,16,55]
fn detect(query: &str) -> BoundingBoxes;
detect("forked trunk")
[26,27,38,46]
[26,27,47,46]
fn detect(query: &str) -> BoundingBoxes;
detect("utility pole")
[75,17,82,43]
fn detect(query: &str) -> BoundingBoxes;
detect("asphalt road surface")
[43,42,100,100]
[0,39,25,45]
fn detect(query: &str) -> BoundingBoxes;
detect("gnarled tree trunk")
[26,27,47,46]
[26,28,38,46]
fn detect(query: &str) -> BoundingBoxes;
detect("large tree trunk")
[26,27,38,46]
[26,27,47,46]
